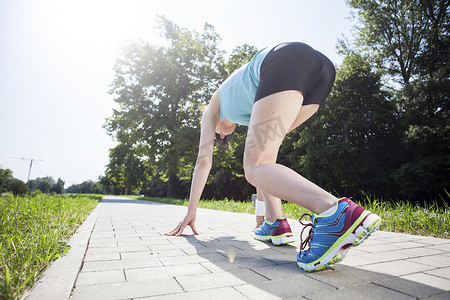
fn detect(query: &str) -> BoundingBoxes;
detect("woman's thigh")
[244,90,303,168]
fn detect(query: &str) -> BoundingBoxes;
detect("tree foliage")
[347,0,449,201]
[66,180,106,194]
[27,177,65,194]
[105,16,225,198]
[0,168,13,193]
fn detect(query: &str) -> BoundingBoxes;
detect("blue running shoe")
[254,218,295,245]
[297,198,381,272]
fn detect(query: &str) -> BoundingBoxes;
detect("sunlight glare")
[49,0,158,50]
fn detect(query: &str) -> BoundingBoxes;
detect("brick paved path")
[24,196,450,300]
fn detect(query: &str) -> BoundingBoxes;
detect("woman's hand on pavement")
[165,212,199,236]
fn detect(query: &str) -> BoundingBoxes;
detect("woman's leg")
[244,90,338,219]
[257,188,283,222]
[254,187,295,245]
[255,189,265,228]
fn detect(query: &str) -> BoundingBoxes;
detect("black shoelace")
[299,213,314,251]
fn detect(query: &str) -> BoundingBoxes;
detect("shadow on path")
[175,229,449,299]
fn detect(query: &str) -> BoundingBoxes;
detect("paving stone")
[426,267,450,280]
[407,254,450,268]
[148,243,192,251]
[251,262,307,280]
[358,243,405,253]
[428,243,450,252]
[136,232,163,238]
[396,246,445,258]
[175,270,267,292]
[251,275,336,299]
[87,245,150,254]
[82,257,162,272]
[340,254,378,267]
[359,250,415,263]
[121,249,186,259]
[91,232,115,238]
[114,232,140,238]
[158,252,227,266]
[362,238,403,246]
[84,252,121,262]
[137,287,247,300]
[307,282,414,300]
[400,272,450,291]
[114,237,144,243]
[306,265,393,288]
[390,241,430,249]
[416,237,450,245]
[426,292,450,299]
[88,241,118,248]
[261,256,296,266]
[76,270,125,286]
[125,263,211,281]
[117,241,147,247]
[346,248,371,256]
[233,284,282,300]
[363,259,436,276]
[376,276,444,298]
[71,278,182,300]
[140,236,173,243]
[201,257,277,272]
[181,245,227,255]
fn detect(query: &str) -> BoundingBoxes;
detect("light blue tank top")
[218,47,272,126]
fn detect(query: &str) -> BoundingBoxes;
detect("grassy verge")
[129,196,449,239]
[0,193,102,300]
[358,195,449,239]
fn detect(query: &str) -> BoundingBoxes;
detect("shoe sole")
[254,233,295,246]
[297,212,382,272]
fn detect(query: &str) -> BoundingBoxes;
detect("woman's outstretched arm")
[165,91,220,236]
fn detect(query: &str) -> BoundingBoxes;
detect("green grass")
[356,195,449,239]
[0,193,102,300]
[130,195,449,239]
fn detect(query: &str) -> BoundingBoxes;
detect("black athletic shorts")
[255,42,336,106]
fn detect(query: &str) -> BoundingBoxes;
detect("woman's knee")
[243,157,259,185]
[244,164,256,185]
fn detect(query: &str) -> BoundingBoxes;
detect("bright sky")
[0,0,354,186]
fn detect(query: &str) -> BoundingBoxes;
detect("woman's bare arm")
[165,91,220,236]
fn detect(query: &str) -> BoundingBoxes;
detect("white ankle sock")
[319,204,338,216]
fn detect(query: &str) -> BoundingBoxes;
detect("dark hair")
[215,133,230,150]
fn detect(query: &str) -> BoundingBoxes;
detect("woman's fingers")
[175,223,187,236]
[165,223,182,236]
[190,223,199,235]
[165,218,199,236]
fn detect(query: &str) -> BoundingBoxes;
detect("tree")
[224,44,259,75]
[348,0,428,85]
[347,0,449,201]
[104,144,145,195]
[28,177,56,193]
[50,178,65,194]
[105,16,225,198]
[9,179,29,196]
[0,168,13,193]
[66,180,106,194]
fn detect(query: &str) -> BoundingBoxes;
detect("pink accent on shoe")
[272,218,293,236]
[339,198,367,232]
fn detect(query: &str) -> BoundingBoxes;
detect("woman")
[166,42,381,272]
